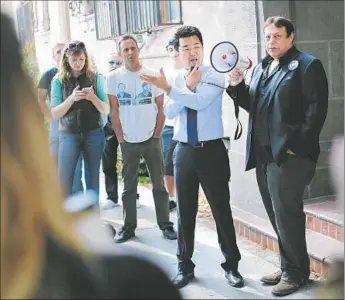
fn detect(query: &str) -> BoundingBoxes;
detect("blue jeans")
[58,127,105,202]
[161,125,177,176]
[49,121,87,194]
[72,155,88,194]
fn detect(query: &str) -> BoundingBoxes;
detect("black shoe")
[115,228,135,243]
[162,227,177,240]
[225,270,244,288]
[169,200,177,211]
[172,271,195,289]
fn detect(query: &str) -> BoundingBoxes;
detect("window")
[94,0,183,40]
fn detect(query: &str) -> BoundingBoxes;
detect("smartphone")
[82,86,92,92]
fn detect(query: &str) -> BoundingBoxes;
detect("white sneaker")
[136,199,141,208]
[100,199,119,210]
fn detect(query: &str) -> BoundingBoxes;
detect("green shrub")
[22,41,40,88]
[138,176,151,184]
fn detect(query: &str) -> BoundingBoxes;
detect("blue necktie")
[187,88,198,146]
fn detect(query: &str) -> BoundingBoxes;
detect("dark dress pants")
[173,139,241,273]
[102,135,119,202]
[256,155,316,283]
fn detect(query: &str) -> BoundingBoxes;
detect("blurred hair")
[1,13,86,299]
[59,40,95,83]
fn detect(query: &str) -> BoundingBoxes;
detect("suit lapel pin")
[288,60,299,71]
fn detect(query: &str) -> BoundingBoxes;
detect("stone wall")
[292,0,344,199]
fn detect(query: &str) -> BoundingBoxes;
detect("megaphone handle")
[234,118,242,140]
[233,94,243,140]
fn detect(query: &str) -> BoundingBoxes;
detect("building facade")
[32,0,344,220]
[96,0,344,219]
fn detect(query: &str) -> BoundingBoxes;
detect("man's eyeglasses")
[108,60,122,66]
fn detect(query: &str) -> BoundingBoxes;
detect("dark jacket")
[226,46,328,171]
[60,72,103,133]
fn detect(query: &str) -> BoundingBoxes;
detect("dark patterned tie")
[187,88,198,146]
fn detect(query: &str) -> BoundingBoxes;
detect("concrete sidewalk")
[99,180,317,299]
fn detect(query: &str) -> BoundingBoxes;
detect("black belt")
[178,138,221,148]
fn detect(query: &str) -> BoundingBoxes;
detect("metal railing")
[94,0,183,40]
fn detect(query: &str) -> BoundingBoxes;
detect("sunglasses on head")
[67,41,86,51]
[108,60,122,66]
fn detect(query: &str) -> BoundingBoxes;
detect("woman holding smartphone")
[51,40,109,205]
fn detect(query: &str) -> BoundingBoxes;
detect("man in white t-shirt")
[106,34,177,243]
[161,38,185,212]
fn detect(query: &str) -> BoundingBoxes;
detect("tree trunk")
[18,1,40,86]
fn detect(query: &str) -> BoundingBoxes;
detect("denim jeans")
[49,120,87,194]
[161,125,177,176]
[58,127,105,202]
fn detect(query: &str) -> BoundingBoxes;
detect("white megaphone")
[210,41,252,73]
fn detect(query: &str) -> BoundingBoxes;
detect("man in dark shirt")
[38,42,86,194]
[227,16,328,296]
[101,53,122,209]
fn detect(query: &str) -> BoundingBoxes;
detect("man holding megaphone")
[226,16,328,297]
[141,25,244,290]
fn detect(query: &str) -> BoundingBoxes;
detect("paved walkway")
[98,178,317,299]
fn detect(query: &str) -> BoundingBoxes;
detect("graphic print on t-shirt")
[135,82,152,105]
[117,83,132,105]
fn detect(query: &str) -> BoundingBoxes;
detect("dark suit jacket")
[226,46,328,171]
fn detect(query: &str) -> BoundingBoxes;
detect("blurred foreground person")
[0,12,181,299]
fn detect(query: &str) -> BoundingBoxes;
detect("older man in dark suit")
[226,16,328,296]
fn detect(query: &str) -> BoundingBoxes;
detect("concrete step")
[304,198,344,242]
[232,206,344,278]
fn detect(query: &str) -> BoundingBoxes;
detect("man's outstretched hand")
[140,68,171,93]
